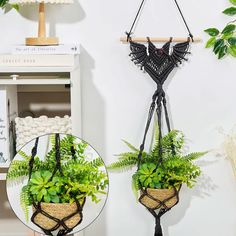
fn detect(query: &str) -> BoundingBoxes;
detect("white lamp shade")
[9,0,73,4]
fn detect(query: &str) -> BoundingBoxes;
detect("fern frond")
[183,151,208,161]
[18,150,30,161]
[122,140,139,152]
[151,123,159,149]
[88,157,104,168]
[107,158,138,171]
[7,160,29,180]
[115,151,139,160]
[20,185,30,222]
[50,134,55,148]
[132,173,140,200]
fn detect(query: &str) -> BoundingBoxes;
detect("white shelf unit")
[0,163,10,168]
[0,54,83,236]
[0,55,82,163]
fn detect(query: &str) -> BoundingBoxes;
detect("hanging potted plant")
[7,134,108,236]
[108,127,207,235]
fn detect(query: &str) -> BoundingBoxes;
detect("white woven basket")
[15,115,72,150]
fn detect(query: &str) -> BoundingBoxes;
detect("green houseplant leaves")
[8,135,108,222]
[205,0,236,59]
[108,128,207,198]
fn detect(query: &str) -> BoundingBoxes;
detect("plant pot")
[139,188,178,210]
[32,202,83,231]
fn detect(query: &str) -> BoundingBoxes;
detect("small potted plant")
[7,134,108,235]
[108,128,207,210]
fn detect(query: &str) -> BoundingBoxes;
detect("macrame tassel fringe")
[154,217,163,236]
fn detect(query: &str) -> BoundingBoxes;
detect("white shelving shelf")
[0,53,83,236]
[0,65,78,73]
[0,79,71,85]
[0,163,10,168]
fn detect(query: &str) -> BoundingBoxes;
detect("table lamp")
[10,0,73,46]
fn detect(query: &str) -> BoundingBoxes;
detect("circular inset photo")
[6,133,109,236]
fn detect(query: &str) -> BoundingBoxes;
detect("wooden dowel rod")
[120,37,202,43]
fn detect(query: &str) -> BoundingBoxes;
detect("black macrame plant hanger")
[28,134,85,236]
[124,1,194,236]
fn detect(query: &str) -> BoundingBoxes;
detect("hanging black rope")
[28,134,85,236]
[125,1,192,235]
[126,0,194,41]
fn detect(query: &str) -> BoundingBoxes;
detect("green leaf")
[222,32,234,39]
[11,4,19,11]
[51,195,60,203]
[228,37,236,45]
[44,194,51,203]
[222,24,236,34]
[230,0,236,5]
[218,45,228,59]
[183,152,208,161]
[228,45,236,57]
[204,28,220,36]
[205,37,216,48]
[213,39,225,54]
[122,140,139,152]
[223,7,236,15]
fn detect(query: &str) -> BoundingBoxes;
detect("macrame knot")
[125,31,132,42]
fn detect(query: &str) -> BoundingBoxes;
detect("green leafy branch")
[205,0,236,59]
[0,0,19,11]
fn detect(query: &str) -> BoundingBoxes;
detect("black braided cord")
[126,5,192,233]
[28,134,85,236]
[126,0,194,41]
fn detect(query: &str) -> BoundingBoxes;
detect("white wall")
[1,0,236,236]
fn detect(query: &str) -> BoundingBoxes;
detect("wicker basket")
[33,202,82,230]
[139,188,178,209]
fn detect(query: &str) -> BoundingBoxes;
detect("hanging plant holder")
[7,133,108,236]
[120,0,201,235]
[28,134,85,236]
[32,200,85,235]
[139,186,181,210]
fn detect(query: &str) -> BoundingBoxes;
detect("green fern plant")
[8,135,108,221]
[108,128,207,197]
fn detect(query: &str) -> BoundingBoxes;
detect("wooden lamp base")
[26,3,59,46]
[26,37,59,46]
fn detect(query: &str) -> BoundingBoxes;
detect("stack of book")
[0,44,79,67]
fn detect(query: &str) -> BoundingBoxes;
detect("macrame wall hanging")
[121,1,201,236]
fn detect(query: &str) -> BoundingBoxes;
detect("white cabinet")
[0,54,83,236]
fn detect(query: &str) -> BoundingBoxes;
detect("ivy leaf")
[218,45,228,59]
[223,7,236,15]
[205,37,216,48]
[230,0,236,5]
[228,37,236,45]
[204,28,220,36]
[228,45,236,57]
[222,24,236,34]
[213,39,225,54]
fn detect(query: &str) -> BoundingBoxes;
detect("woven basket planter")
[139,188,178,210]
[33,202,82,230]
